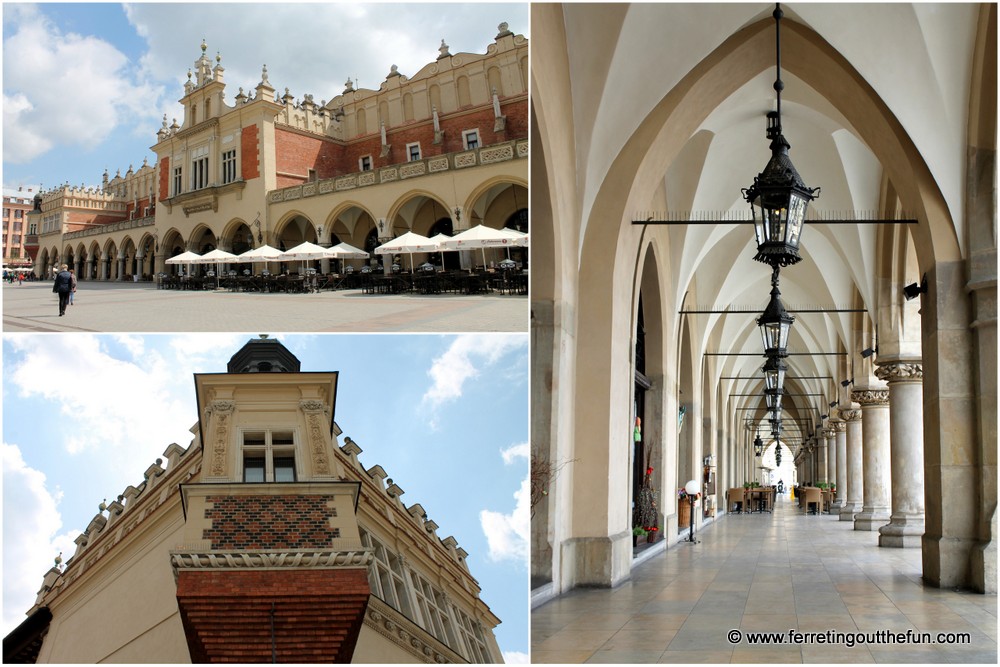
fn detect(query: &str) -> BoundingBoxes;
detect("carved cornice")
[170,549,373,572]
[364,595,464,663]
[840,409,863,422]
[874,362,923,383]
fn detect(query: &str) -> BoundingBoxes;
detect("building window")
[28,223,36,235]
[411,571,458,647]
[359,156,372,171]
[173,167,183,196]
[307,168,317,183]
[2,208,9,219]
[359,529,414,617]
[14,209,23,219]
[462,129,480,150]
[406,142,421,162]
[191,145,209,190]
[241,430,296,482]
[453,606,490,663]
[222,149,237,184]
[13,222,22,232]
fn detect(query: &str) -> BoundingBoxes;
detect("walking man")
[52,264,75,316]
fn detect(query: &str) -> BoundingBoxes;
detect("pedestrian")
[52,264,75,316]
[69,269,76,305]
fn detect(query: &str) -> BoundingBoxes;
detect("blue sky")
[2,2,529,192]
[2,332,529,661]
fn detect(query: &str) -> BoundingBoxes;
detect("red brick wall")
[268,97,528,184]
[241,125,260,180]
[274,128,341,188]
[204,495,338,550]
[176,568,370,663]
[159,157,169,202]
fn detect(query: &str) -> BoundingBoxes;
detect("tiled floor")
[532,497,998,663]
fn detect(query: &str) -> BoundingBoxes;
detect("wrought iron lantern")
[753,431,764,457]
[762,354,787,391]
[775,442,783,466]
[765,387,783,412]
[758,268,795,357]
[742,3,820,269]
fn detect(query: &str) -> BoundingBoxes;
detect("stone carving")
[455,152,477,169]
[363,596,457,663]
[400,162,426,179]
[319,180,335,194]
[833,421,847,432]
[300,399,326,413]
[479,145,514,164]
[428,157,449,173]
[516,141,529,158]
[170,549,373,570]
[300,400,331,475]
[358,172,376,187]
[336,175,357,191]
[874,362,923,382]
[840,409,862,422]
[851,389,890,406]
[209,401,235,476]
[380,168,398,183]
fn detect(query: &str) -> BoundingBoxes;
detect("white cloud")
[500,442,529,465]
[6,335,195,470]
[2,443,81,635]
[422,334,527,408]
[479,476,529,565]
[2,9,163,164]
[503,651,529,664]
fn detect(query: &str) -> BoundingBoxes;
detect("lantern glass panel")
[763,360,786,392]
[786,192,808,249]
[765,391,782,411]
[752,204,766,247]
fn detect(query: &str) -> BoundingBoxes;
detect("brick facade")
[241,126,260,181]
[176,568,370,663]
[203,495,338,550]
[158,157,170,202]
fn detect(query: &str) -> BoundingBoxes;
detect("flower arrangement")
[678,487,701,501]
[632,526,648,537]
[633,465,658,533]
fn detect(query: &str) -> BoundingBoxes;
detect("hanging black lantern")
[758,268,795,357]
[742,4,820,269]
[762,354,787,391]
[765,387,783,411]
[775,442,783,466]
[753,432,764,457]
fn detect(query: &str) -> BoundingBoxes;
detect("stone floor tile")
[657,649,735,663]
[531,649,597,663]
[730,647,804,663]
[585,649,667,663]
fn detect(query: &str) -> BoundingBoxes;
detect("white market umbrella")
[188,248,238,288]
[326,242,370,259]
[237,244,283,262]
[442,224,524,267]
[428,233,453,268]
[374,231,436,272]
[278,241,335,276]
[164,250,203,279]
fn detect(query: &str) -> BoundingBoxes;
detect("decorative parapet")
[364,595,465,664]
[266,139,526,204]
[63,216,155,241]
[874,361,923,382]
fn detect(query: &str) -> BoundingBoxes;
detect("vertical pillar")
[853,388,891,531]
[839,406,864,521]
[833,420,847,508]
[826,426,838,491]
[817,432,829,484]
[876,361,925,548]
[100,256,108,281]
[117,256,125,280]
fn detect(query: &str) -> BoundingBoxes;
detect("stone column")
[853,388,891,531]
[839,407,864,522]
[876,361,925,548]
[834,420,847,508]
[100,256,108,281]
[117,256,125,280]
[826,426,838,490]
[817,432,829,484]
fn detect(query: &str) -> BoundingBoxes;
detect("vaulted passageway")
[529,3,996,661]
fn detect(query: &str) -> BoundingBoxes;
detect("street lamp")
[754,431,764,457]
[762,355,787,391]
[742,3,820,269]
[758,268,795,357]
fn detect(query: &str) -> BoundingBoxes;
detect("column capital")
[874,361,923,383]
[823,428,837,439]
[833,420,847,433]
[839,408,863,422]
[851,388,889,406]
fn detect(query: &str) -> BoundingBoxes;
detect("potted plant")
[645,525,660,543]
[634,466,658,539]
[632,526,648,547]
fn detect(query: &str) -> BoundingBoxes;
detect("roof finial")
[201,38,207,53]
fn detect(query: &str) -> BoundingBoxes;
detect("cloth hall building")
[3,337,502,664]
[531,3,996,663]
[26,25,527,279]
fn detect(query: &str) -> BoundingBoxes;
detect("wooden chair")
[804,487,823,515]
[727,488,745,514]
